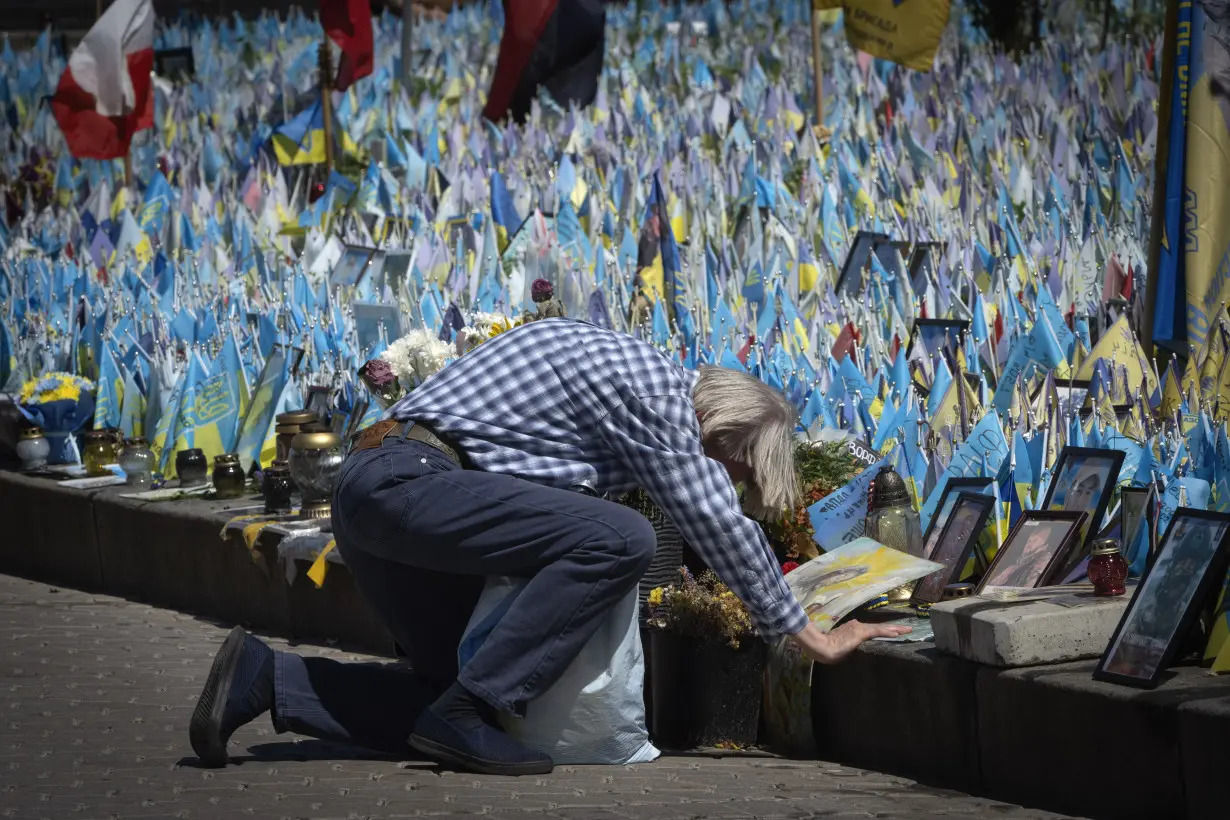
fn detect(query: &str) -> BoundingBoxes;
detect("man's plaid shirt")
[388,319,808,636]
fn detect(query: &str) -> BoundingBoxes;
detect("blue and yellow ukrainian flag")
[490,171,520,253]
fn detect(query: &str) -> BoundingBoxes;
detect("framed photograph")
[836,230,890,296]
[352,302,403,357]
[383,250,414,298]
[305,386,332,419]
[1042,447,1125,559]
[1054,379,1091,420]
[1096,509,1230,688]
[978,511,1087,593]
[330,245,380,289]
[1121,486,1156,563]
[913,493,995,605]
[908,319,969,359]
[921,478,993,562]
[907,242,943,296]
[154,47,195,82]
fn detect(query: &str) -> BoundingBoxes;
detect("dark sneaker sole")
[188,626,247,768]
[408,733,554,777]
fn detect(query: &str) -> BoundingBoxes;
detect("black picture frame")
[1095,509,1230,689]
[913,493,995,605]
[835,230,889,296]
[908,318,970,359]
[1121,485,1157,567]
[330,245,380,289]
[921,477,993,562]
[154,47,195,82]
[1042,447,1126,565]
[977,511,1087,593]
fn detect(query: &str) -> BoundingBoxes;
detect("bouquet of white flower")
[379,329,454,393]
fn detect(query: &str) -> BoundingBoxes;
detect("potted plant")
[645,569,766,750]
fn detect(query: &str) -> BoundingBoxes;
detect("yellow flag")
[1074,315,1158,396]
[837,1,953,71]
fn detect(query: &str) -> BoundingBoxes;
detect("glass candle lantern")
[1088,538,1129,596]
[118,437,154,489]
[262,463,294,515]
[289,431,344,519]
[866,465,923,602]
[176,448,209,487]
[82,431,115,477]
[17,427,50,471]
[212,453,246,499]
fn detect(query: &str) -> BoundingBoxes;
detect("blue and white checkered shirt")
[387,319,808,637]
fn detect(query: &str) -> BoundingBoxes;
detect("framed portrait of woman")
[1096,509,1230,689]
[977,511,1087,593]
[1042,447,1125,567]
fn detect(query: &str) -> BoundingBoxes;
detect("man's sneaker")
[189,626,274,768]
[409,707,553,776]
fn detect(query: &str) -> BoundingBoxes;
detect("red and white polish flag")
[52,0,155,160]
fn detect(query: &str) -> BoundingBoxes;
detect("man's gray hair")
[693,365,799,519]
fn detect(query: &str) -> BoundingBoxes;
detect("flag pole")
[319,39,336,174]
[123,151,132,190]
[401,0,414,88]
[810,4,824,127]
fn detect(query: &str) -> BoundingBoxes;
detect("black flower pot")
[648,630,766,750]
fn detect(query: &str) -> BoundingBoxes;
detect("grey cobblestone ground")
[0,573,1084,819]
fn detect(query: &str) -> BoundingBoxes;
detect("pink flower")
[531,278,554,303]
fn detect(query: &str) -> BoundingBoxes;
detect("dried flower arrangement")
[646,569,755,650]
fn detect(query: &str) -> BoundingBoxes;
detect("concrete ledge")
[0,471,104,591]
[1178,692,1230,820]
[91,490,293,632]
[810,641,981,791]
[5,470,1230,819]
[932,591,1133,667]
[976,661,1224,819]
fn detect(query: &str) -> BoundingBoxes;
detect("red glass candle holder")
[1088,539,1129,596]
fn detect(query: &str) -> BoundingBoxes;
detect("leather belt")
[349,419,462,465]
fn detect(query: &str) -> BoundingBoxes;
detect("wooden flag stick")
[319,40,336,174]
[811,5,824,126]
[123,151,133,190]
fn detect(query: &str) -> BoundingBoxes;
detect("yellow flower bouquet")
[17,372,96,465]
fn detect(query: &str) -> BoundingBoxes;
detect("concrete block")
[91,490,290,632]
[0,471,104,591]
[932,591,1132,667]
[809,641,981,791]
[977,661,1223,819]
[1178,690,1230,820]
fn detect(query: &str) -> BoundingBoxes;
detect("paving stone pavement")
[0,573,1086,820]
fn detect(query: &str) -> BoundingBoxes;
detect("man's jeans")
[271,433,656,753]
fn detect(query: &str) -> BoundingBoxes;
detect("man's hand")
[788,620,911,665]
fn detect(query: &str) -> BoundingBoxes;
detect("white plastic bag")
[457,576,660,765]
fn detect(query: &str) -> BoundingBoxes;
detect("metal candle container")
[275,410,320,465]
[866,465,923,603]
[288,430,344,520]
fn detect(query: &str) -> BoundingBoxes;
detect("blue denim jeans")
[270,433,655,753]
